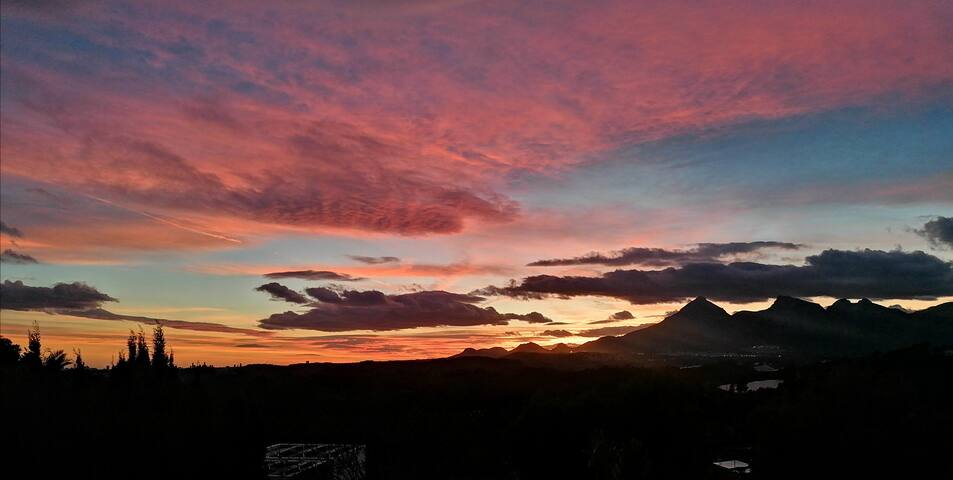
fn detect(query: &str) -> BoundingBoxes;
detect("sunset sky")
[1,0,951,366]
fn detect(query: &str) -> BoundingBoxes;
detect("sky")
[1,0,952,366]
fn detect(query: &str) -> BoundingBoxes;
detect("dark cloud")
[590,310,635,324]
[255,282,311,304]
[540,329,573,337]
[528,241,803,267]
[348,255,401,264]
[515,311,551,323]
[915,216,953,249]
[0,249,39,264]
[693,242,802,257]
[0,221,24,237]
[304,287,344,303]
[264,270,364,281]
[480,249,953,304]
[611,310,635,320]
[259,289,551,331]
[0,280,263,335]
[0,222,40,263]
[1,280,116,310]
[336,290,388,305]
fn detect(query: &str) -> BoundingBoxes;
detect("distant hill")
[454,346,509,358]
[576,297,953,356]
[453,342,574,358]
[509,342,552,354]
[453,297,953,359]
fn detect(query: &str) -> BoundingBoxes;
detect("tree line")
[0,322,175,372]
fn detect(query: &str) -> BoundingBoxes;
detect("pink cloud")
[1,0,950,250]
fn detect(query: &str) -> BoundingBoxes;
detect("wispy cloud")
[348,255,401,264]
[0,221,24,238]
[529,241,803,267]
[263,270,364,282]
[0,249,39,264]
[0,280,265,336]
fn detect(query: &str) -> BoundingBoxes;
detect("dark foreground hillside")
[3,345,953,479]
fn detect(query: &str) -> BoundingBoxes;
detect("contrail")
[84,195,243,244]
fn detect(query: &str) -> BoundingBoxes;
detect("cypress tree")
[152,324,168,370]
[127,331,138,365]
[135,329,150,368]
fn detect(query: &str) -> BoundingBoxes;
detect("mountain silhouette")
[913,301,953,321]
[452,297,952,358]
[577,297,953,356]
[453,341,575,358]
[576,297,738,354]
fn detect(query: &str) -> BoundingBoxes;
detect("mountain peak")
[829,297,889,313]
[675,296,729,318]
[658,297,731,329]
[830,298,853,310]
[510,342,550,354]
[769,296,825,315]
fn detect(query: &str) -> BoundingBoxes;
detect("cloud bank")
[479,249,953,304]
[260,288,551,331]
[1,280,117,310]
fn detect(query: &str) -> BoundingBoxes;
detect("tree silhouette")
[116,350,127,369]
[126,331,138,365]
[21,322,43,370]
[73,348,86,372]
[43,349,71,372]
[135,329,150,368]
[152,324,168,370]
[0,336,21,367]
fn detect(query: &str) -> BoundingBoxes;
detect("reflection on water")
[719,379,784,392]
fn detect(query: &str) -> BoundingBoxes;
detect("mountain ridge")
[452,297,953,358]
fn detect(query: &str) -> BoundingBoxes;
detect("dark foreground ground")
[4,345,953,479]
